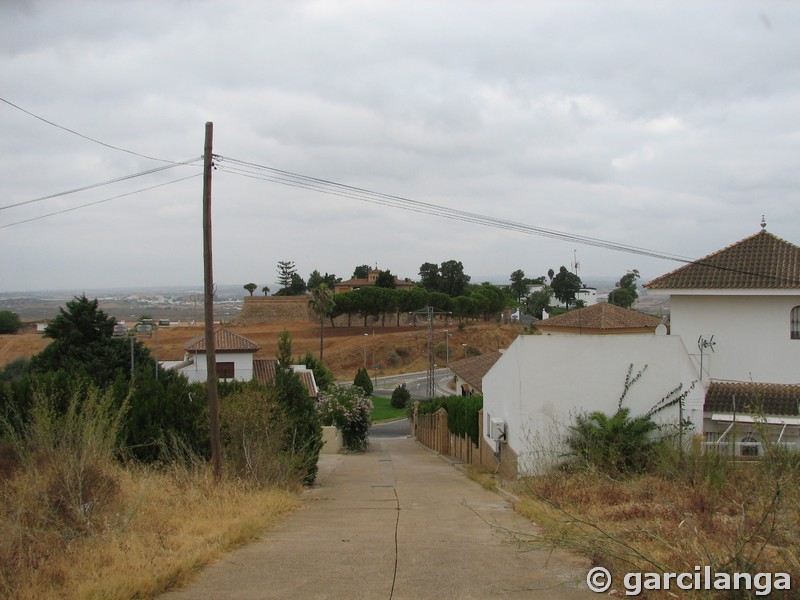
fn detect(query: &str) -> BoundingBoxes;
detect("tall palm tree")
[308,284,335,359]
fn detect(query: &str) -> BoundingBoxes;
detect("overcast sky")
[2,1,798,293]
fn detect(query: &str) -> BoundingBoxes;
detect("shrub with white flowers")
[317,385,373,452]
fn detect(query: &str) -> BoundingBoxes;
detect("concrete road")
[372,369,454,399]
[370,419,411,439]
[161,438,593,600]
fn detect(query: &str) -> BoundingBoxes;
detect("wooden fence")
[412,404,487,469]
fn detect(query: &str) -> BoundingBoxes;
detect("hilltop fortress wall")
[237,296,316,324]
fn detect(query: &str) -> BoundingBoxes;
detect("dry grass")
[1,462,297,599]
[0,385,299,600]
[1,320,522,381]
[512,453,800,598]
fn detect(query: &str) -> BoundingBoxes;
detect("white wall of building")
[179,351,254,383]
[669,293,800,384]
[482,335,704,475]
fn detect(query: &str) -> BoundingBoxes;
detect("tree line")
[242,259,642,322]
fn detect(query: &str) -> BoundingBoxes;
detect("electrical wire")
[0,158,202,212]
[216,156,800,285]
[0,173,202,229]
[1,96,193,165]
[215,156,694,262]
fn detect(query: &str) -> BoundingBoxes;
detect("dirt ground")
[1,320,523,381]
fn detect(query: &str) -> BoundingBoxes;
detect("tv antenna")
[697,335,715,381]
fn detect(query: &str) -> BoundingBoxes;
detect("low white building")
[482,335,704,474]
[173,328,318,397]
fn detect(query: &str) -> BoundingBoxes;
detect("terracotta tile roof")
[252,359,319,398]
[537,302,662,333]
[705,382,800,417]
[185,328,261,353]
[253,358,276,384]
[645,230,800,290]
[448,351,502,394]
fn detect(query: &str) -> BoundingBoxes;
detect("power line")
[216,156,800,286]
[0,159,202,212]
[1,96,192,165]
[0,173,202,229]
[215,156,694,263]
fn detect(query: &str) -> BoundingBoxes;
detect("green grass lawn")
[371,395,408,422]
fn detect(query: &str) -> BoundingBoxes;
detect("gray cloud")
[1,1,798,291]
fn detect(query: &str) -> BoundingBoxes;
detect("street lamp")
[363,333,369,369]
[462,343,467,358]
[444,329,450,366]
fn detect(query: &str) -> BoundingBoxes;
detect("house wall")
[179,351,254,383]
[669,293,800,383]
[482,335,704,475]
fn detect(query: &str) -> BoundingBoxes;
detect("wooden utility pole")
[202,121,222,481]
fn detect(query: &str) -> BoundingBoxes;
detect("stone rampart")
[238,296,315,323]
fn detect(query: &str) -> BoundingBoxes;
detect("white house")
[172,328,318,397]
[482,225,800,474]
[644,225,800,384]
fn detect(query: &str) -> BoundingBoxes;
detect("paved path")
[161,438,593,599]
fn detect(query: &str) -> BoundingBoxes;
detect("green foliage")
[317,385,373,452]
[353,367,373,396]
[509,269,529,304]
[300,351,335,392]
[439,260,471,297]
[418,262,441,292]
[391,384,411,409]
[563,364,693,475]
[16,295,207,463]
[415,395,483,446]
[272,333,322,484]
[550,266,582,308]
[565,407,659,474]
[608,269,640,308]
[353,264,371,279]
[306,269,324,291]
[374,269,396,288]
[526,287,553,319]
[2,382,128,532]
[219,385,301,486]
[0,310,22,334]
[29,294,150,388]
[471,283,508,320]
[243,283,258,296]
[0,356,29,382]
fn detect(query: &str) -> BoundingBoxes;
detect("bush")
[391,384,411,409]
[220,385,304,487]
[414,395,483,446]
[353,367,373,396]
[0,310,22,334]
[317,386,373,452]
[2,382,128,533]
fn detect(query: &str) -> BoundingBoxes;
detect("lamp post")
[444,329,450,366]
[462,343,467,358]
[363,333,369,370]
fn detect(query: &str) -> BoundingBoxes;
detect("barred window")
[216,362,235,379]
[792,306,800,340]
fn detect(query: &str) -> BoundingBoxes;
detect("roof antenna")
[760,215,767,231]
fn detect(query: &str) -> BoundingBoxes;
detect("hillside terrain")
[1,320,522,381]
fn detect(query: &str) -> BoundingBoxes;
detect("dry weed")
[1,463,297,599]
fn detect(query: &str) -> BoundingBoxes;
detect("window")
[216,362,235,380]
[741,436,759,457]
[792,306,800,340]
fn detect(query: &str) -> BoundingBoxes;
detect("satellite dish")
[655,324,667,336]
